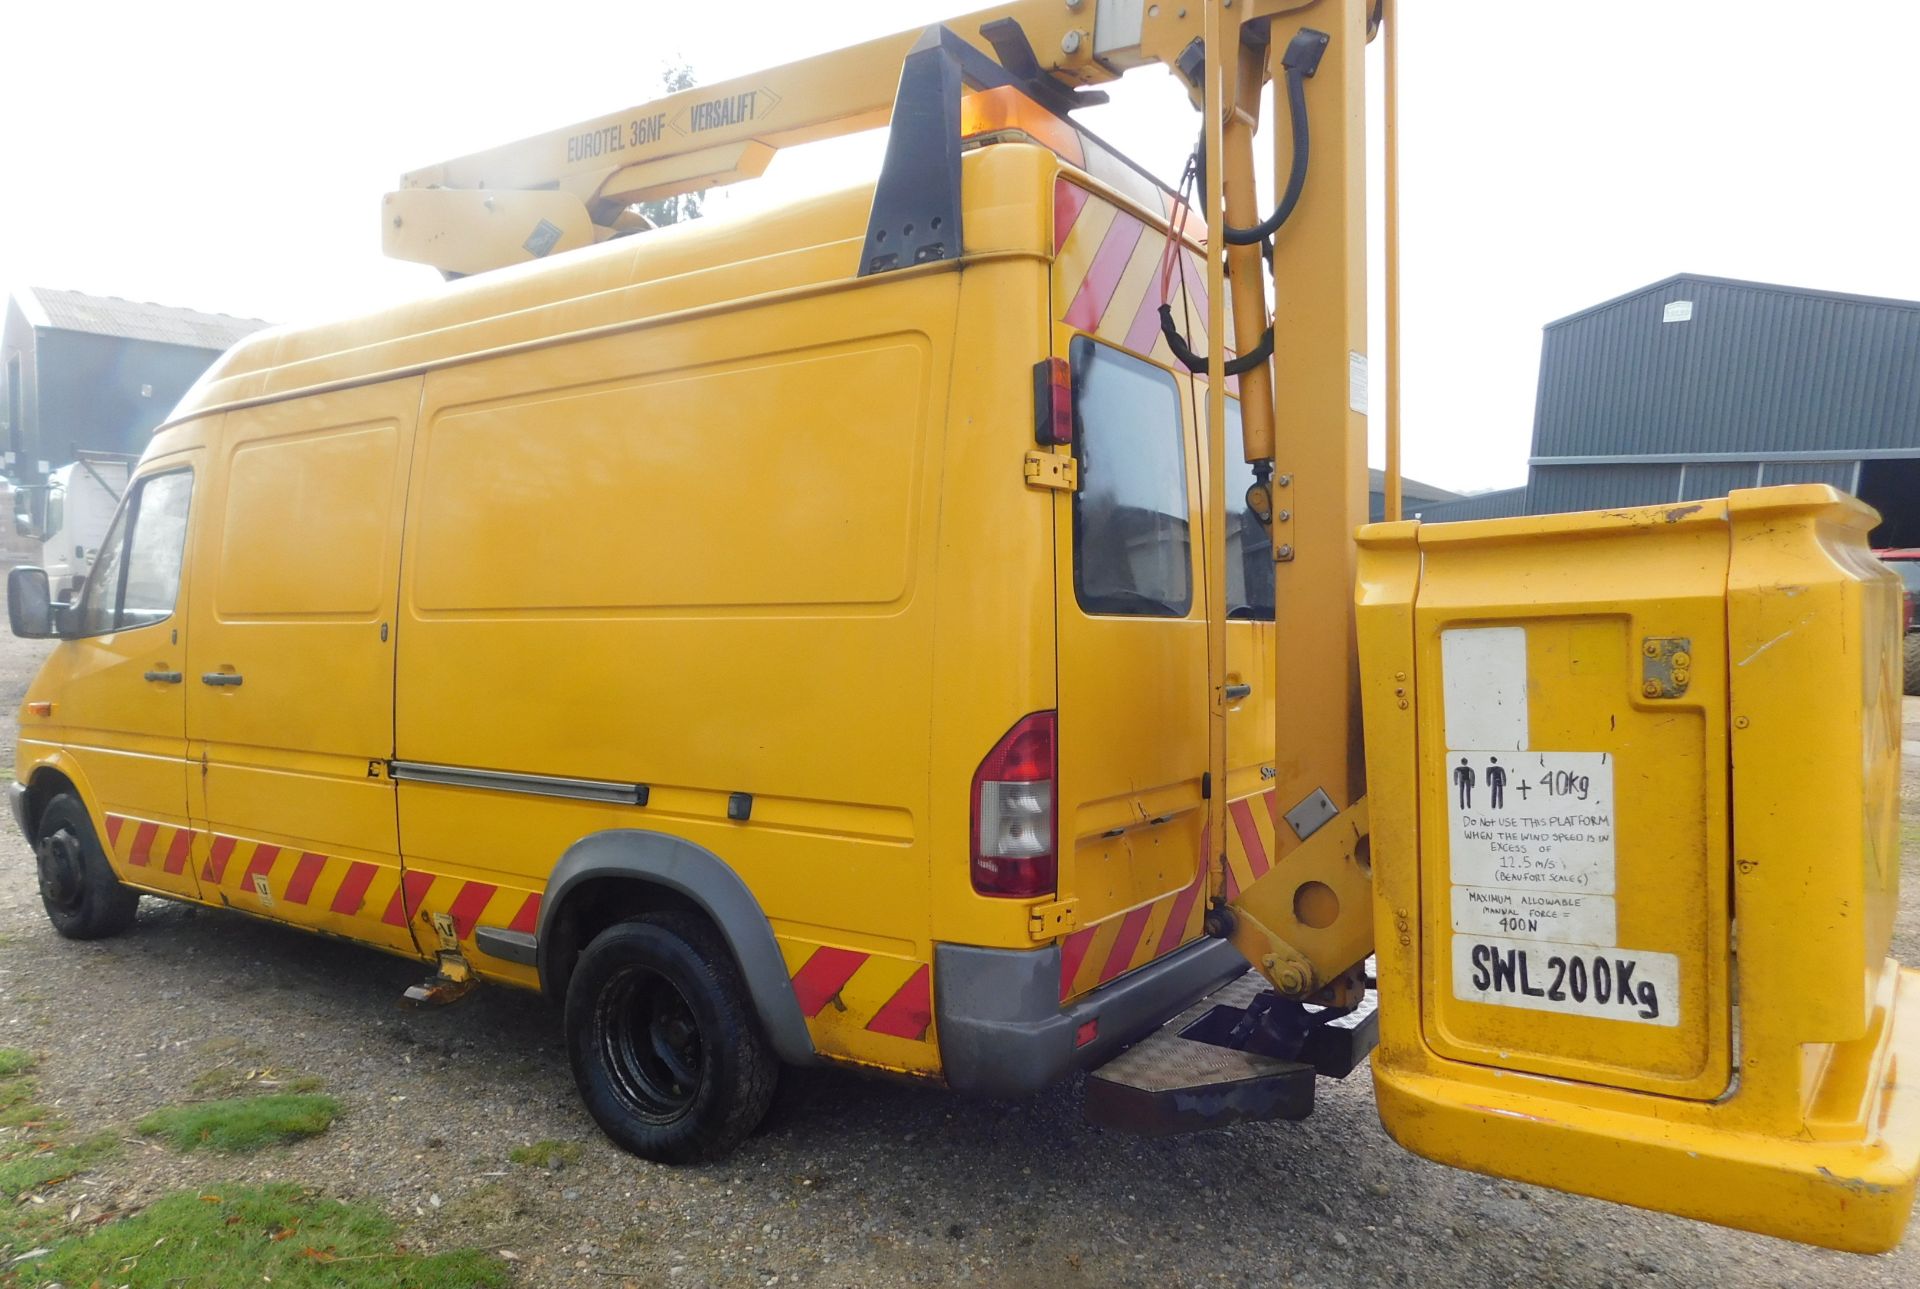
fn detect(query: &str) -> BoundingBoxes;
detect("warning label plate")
[1451,935,1679,1027]
[1446,750,1614,895]
[1450,886,1617,945]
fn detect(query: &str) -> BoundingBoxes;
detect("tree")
[637,61,706,228]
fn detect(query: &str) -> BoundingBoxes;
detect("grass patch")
[0,1049,35,1078]
[0,1076,55,1129]
[138,1094,340,1153]
[0,1133,117,1200]
[508,1138,583,1170]
[14,1183,508,1288]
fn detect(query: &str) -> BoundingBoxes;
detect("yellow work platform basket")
[1359,485,1920,1253]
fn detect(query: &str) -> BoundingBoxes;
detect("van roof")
[168,143,1095,434]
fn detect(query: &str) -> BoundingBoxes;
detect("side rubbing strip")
[389,761,648,806]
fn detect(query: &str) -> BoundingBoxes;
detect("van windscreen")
[1069,338,1191,618]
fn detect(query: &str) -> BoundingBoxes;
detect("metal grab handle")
[1225,683,1253,701]
[201,672,244,687]
[143,670,183,684]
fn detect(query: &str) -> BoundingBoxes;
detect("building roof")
[15,287,268,352]
[1544,272,1920,332]
[1407,485,1528,524]
[1369,468,1458,504]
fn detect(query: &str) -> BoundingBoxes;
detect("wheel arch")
[536,829,816,1066]
[21,757,88,838]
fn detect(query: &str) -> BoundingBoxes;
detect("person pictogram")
[1453,757,1475,809]
[1486,756,1507,809]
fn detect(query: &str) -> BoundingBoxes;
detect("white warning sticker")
[1450,886,1617,946]
[1452,935,1678,1026]
[1447,750,1614,895]
[1440,627,1529,752]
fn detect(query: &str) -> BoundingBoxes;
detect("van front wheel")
[564,914,778,1163]
[34,793,140,940]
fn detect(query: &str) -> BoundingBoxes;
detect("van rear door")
[1207,401,1280,901]
[1052,337,1211,1000]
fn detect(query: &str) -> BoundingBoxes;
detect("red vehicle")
[1879,548,1920,632]
[1877,548,1920,692]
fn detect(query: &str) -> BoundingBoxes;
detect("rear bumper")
[936,935,1248,1098]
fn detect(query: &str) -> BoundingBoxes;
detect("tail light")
[1032,357,1073,445]
[970,711,1057,898]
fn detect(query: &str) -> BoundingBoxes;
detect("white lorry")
[11,452,135,602]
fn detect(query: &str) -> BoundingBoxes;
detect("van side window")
[1222,400,1276,620]
[75,470,192,635]
[1069,337,1192,617]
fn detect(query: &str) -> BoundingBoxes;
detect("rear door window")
[1069,337,1192,617]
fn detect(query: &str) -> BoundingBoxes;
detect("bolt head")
[1061,29,1084,54]
[1642,680,1661,698]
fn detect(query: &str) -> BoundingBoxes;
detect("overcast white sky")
[4,1,1916,492]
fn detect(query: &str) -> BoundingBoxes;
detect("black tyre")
[34,793,140,940]
[564,913,778,1163]
[1905,634,1920,697]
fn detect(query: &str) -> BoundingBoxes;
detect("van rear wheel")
[34,793,140,940]
[564,913,778,1163]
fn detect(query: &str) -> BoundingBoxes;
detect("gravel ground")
[0,624,1915,1288]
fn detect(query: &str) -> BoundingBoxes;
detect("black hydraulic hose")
[1158,305,1274,377]
[1222,28,1329,247]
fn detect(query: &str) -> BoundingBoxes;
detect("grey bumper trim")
[8,782,30,844]
[936,936,1249,1098]
[473,926,537,966]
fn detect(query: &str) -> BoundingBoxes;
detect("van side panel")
[396,275,958,1071]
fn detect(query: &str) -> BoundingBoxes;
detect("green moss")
[0,1049,36,1078]
[138,1094,340,1153]
[14,1183,508,1288]
[507,1138,584,1169]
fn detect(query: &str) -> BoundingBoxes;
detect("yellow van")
[7,110,1290,1161]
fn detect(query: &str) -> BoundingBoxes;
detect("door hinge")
[1024,450,1079,492]
[1029,898,1079,941]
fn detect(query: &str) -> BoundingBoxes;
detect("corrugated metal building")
[1413,275,1920,540]
[1,287,268,485]
[1370,468,1458,522]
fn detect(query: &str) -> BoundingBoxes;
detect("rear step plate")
[1084,971,1378,1137]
